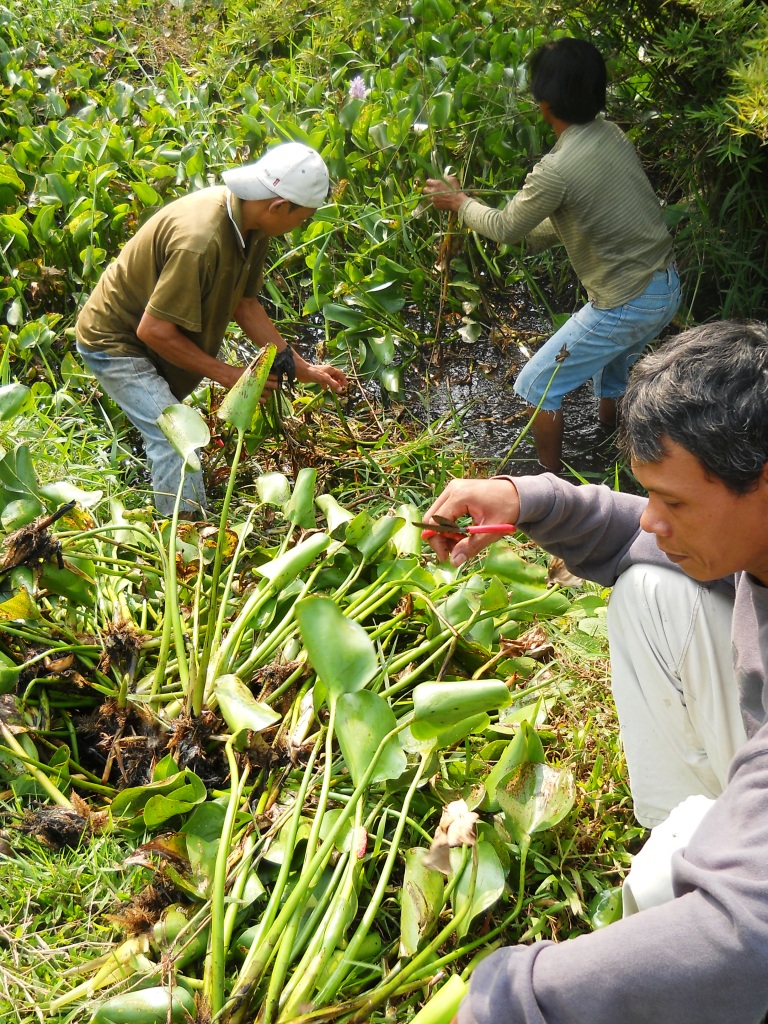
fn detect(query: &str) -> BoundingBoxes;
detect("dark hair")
[529,38,607,124]
[619,320,768,494]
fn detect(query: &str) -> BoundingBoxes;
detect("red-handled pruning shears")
[415,515,517,542]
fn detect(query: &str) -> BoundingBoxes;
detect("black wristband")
[272,346,296,388]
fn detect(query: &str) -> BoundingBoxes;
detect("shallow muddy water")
[350,286,626,485]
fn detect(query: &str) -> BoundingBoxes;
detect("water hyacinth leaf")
[483,542,546,585]
[342,509,373,547]
[39,481,103,507]
[263,816,313,866]
[0,443,40,497]
[318,807,355,853]
[406,711,491,749]
[491,696,547,735]
[215,674,282,735]
[0,588,39,625]
[393,504,423,556]
[0,382,29,421]
[496,762,576,844]
[256,472,291,506]
[316,493,355,535]
[409,974,467,1024]
[434,588,482,631]
[589,886,623,929]
[1,497,43,531]
[480,575,510,612]
[339,97,364,130]
[411,680,511,738]
[38,557,96,604]
[217,345,276,433]
[369,331,396,365]
[285,467,317,528]
[184,801,227,894]
[480,719,545,812]
[400,847,445,956]
[356,514,404,559]
[154,753,182,781]
[450,840,505,939]
[296,595,379,700]
[254,532,329,591]
[379,365,404,394]
[110,766,206,820]
[505,584,572,620]
[157,404,210,471]
[322,302,367,329]
[458,318,482,344]
[143,773,208,829]
[92,985,196,1024]
[132,180,161,206]
[336,690,406,785]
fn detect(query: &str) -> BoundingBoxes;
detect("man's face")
[633,440,768,585]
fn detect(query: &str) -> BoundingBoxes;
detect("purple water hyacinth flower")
[348,75,369,100]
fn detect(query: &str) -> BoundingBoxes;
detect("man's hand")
[293,352,347,393]
[423,174,468,213]
[234,298,347,394]
[423,477,521,565]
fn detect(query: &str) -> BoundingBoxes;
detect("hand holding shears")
[414,515,517,542]
[418,477,522,566]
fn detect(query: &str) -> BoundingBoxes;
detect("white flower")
[348,76,369,100]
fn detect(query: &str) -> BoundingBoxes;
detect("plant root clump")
[16,807,90,849]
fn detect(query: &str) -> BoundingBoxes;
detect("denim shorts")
[514,263,682,410]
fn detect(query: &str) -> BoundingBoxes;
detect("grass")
[0,828,146,1024]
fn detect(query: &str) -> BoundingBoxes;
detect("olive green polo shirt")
[458,118,674,309]
[76,186,269,398]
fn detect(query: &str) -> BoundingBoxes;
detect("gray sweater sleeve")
[458,725,768,1024]
[510,474,668,586]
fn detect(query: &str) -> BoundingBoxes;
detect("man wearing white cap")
[76,142,347,516]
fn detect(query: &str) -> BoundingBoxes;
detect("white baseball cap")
[222,142,329,208]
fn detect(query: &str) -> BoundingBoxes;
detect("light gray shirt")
[458,119,674,309]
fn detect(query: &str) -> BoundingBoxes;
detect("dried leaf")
[422,799,478,875]
[547,557,583,587]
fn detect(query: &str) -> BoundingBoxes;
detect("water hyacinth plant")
[0,359,627,1023]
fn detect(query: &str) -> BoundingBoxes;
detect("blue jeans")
[514,263,682,410]
[77,345,206,516]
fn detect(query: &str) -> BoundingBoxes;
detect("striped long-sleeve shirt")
[458,118,674,309]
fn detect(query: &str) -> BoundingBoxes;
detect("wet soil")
[318,283,632,486]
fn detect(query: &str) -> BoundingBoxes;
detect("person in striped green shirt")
[424,38,681,473]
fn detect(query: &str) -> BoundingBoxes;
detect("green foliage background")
[1,0,767,395]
